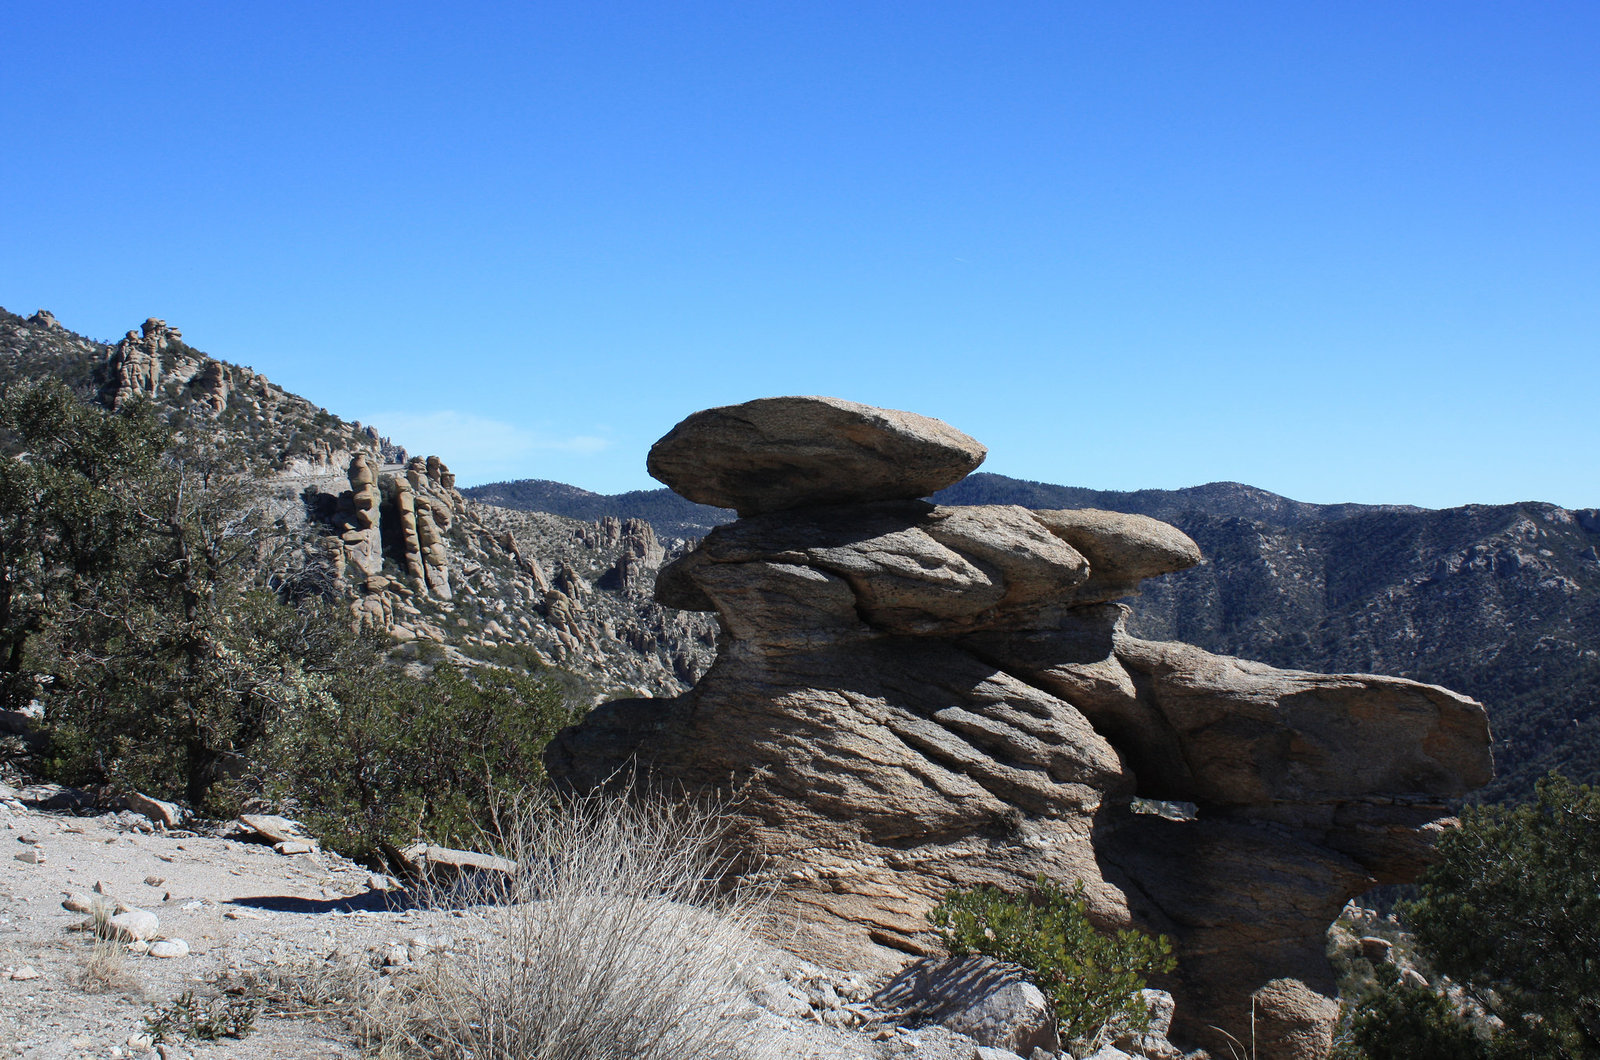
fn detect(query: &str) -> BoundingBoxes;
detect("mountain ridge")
[6,304,1595,802]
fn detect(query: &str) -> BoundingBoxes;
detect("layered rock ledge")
[546,396,1493,1060]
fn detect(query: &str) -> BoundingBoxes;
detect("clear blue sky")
[3,3,1596,508]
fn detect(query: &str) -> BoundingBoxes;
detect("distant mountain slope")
[931,472,1425,526]
[464,479,734,541]
[10,304,1592,800]
[478,470,1600,800]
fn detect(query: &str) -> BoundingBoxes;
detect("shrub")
[243,791,778,1060]
[416,790,775,1060]
[261,662,578,865]
[1335,772,1600,1060]
[928,877,1176,1056]
[1331,966,1491,1060]
[1400,772,1600,1058]
[144,990,258,1043]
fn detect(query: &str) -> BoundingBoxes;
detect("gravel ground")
[1,794,1008,1060]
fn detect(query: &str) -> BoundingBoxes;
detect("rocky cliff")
[0,307,715,698]
[546,397,1494,1060]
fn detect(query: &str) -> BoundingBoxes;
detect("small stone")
[127,1034,154,1051]
[396,842,516,877]
[9,965,39,981]
[236,813,306,845]
[123,792,183,828]
[104,907,160,942]
[144,876,166,887]
[147,939,189,959]
[12,849,43,864]
[1358,936,1394,964]
[274,840,315,855]
[63,892,115,917]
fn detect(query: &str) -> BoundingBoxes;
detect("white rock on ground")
[122,792,183,829]
[102,907,160,942]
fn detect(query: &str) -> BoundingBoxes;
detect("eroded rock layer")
[546,397,1494,1059]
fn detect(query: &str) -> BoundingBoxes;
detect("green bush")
[1332,966,1491,1060]
[1335,773,1600,1060]
[145,990,258,1042]
[260,662,578,865]
[928,877,1175,1056]
[1401,772,1600,1058]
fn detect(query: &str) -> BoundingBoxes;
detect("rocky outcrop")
[295,451,714,696]
[546,396,1494,1059]
[106,318,188,407]
[0,308,715,701]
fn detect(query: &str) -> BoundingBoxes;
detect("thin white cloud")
[359,410,611,479]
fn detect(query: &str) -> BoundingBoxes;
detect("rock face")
[546,396,1494,1059]
[293,451,715,696]
[647,396,987,516]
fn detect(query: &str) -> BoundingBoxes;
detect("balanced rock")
[547,398,1493,1060]
[646,396,987,515]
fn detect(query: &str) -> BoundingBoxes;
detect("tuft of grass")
[412,789,775,1060]
[242,789,778,1060]
[74,937,143,997]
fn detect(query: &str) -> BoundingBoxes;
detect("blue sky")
[2,3,1596,507]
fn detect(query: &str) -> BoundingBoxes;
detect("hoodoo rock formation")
[546,396,1495,1059]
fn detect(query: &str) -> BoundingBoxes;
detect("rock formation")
[107,318,188,407]
[297,450,714,695]
[546,396,1494,1059]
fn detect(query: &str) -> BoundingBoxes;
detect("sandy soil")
[0,793,1006,1060]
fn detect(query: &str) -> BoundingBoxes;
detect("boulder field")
[546,396,1493,1059]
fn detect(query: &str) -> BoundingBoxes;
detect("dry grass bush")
[408,789,777,1060]
[247,789,778,1059]
[73,937,143,997]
